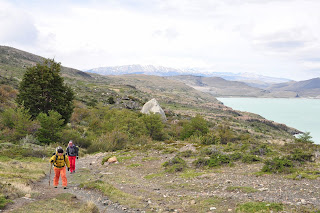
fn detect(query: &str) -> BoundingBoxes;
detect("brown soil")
[4,149,320,213]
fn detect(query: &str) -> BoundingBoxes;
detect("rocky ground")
[3,148,320,213]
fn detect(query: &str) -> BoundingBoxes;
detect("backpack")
[68,146,79,156]
[69,146,76,155]
[52,152,66,162]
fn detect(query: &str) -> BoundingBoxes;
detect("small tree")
[36,110,64,144]
[181,114,209,140]
[17,59,74,123]
[295,132,314,144]
[0,107,34,141]
[216,124,234,144]
[142,113,164,140]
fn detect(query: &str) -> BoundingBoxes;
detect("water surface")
[217,98,320,144]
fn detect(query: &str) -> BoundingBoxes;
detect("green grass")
[188,196,222,212]
[285,170,320,180]
[179,169,204,179]
[226,186,258,193]
[80,180,143,209]
[144,172,164,180]
[127,163,141,168]
[10,193,96,213]
[236,202,283,213]
[0,194,12,209]
[141,156,160,162]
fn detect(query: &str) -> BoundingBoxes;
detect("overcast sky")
[1,0,320,80]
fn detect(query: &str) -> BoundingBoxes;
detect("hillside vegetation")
[0,46,319,212]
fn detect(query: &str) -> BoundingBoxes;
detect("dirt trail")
[3,156,127,213]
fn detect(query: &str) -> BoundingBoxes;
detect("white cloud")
[1,0,320,80]
[0,1,38,46]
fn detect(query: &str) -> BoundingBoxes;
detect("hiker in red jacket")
[66,140,79,173]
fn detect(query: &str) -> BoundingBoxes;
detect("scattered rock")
[190,200,196,205]
[300,199,307,205]
[107,156,118,163]
[258,188,268,191]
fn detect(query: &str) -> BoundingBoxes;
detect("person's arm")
[65,155,70,169]
[76,146,79,159]
[49,155,55,163]
[65,147,69,156]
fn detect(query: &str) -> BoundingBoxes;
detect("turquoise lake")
[217,98,320,144]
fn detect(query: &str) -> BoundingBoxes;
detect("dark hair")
[57,148,63,153]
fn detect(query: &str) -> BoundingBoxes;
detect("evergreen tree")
[36,110,64,144]
[17,59,74,123]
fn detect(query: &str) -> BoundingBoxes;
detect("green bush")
[0,107,35,141]
[242,154,261,163]
[289,149,313,163]
[236,202,283,213]
[229,152,243,161]
[262,157,294,174]
[200,147,220,157]
[0,194,12,209]
[177,150,196,158]
[193,157,209,168]
[142,113,164,141]
[163,156,187,173]
[36,110,64,144]
[215,124,234,144]
[295,132,314,144]
[201,132,218,145]
[208,153,231,167]
[250,144,272,156]
[0,144,51,158]
[61,128,91,148]
[181,115,209,140]
[88,130,129,153]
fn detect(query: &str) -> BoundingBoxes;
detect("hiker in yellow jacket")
[49,147,70,189]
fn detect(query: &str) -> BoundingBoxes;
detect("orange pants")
[53,167,67,187]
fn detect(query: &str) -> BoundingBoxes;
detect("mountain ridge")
[86,64,290,85]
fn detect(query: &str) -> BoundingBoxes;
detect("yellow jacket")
[50,153,70,168]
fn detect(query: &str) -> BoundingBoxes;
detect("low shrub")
[177,150,196,158]
[200,147,220,157]
[163,156,187,173]
[201,133,218,145]
[87,130,129,153]
[242,154,261,164]
[60,129,92,148]
[0,194,12,209]
[250,144,272,156]
[208,153,231,167]
[289,149,313,163]
[236,202,283,213]
[261,157,294,174]
[229,152,243,161]
[193,157,209,168]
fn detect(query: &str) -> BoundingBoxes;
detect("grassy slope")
[2,46,317,212]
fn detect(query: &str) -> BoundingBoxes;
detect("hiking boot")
[54,186,57,188]
[64,187,67,189]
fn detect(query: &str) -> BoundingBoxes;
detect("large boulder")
[141,98,167,120]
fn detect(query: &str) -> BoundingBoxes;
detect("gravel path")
[3,156,127,213]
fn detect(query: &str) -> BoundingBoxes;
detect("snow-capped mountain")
[85,64,290,85]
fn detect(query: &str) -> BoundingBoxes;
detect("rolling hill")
[267,78,320,98]
[0,45,301,140]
